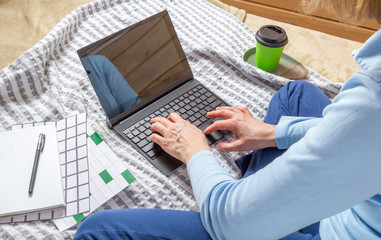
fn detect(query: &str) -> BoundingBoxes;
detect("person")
[73,0,381,239]
[81,55,141,119]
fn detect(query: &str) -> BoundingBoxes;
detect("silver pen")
[28,133,46,195]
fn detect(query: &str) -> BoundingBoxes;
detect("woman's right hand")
[204,106,277,152]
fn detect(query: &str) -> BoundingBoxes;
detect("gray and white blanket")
[0,0,342,239]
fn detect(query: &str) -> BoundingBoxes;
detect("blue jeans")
[74,81,331,240]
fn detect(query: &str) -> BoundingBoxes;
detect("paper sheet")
[53,125,136,230]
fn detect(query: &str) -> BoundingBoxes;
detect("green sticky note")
[90,132,103,145]
[121,169,136,184]
[99,169,113,184]
[73,213,85,223]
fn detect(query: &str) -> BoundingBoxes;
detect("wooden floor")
[220,0,379,42]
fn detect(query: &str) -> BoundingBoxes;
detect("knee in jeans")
[291,80,317,89]
[287,80,314,92]
[74,211,107,237]
[278,80,317,99]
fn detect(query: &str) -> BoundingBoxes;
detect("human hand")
[204,106,277,152]
[150,112,211,164]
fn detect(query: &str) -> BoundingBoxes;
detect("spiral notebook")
[0,124,65,218]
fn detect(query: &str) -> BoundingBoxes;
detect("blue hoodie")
[187,29,381,239]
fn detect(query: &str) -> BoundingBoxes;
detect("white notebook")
[0,124,65,217]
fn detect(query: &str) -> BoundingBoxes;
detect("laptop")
[77,10,228,176]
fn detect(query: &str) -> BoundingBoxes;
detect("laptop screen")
[77,10,193,126]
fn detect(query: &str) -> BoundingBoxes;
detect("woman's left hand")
[150,112,211,164]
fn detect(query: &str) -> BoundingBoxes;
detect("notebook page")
[0,125,65,217]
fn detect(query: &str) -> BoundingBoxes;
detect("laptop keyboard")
[122,84,225,159]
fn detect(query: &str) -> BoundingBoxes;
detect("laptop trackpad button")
[206,130,229,145]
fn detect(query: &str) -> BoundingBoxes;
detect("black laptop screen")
[78,11,193,125]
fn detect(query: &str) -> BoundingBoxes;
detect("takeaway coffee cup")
[255,25,288,72]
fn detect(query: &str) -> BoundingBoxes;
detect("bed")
[0,0,359,239]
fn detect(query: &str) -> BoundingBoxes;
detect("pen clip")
[37,133,45,151]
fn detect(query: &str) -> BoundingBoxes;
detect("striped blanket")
[0,0,341,238]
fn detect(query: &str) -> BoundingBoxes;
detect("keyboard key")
[188,109,195,116]
[143,142,155,153]
[178,101,185,107]
[193,120,201,127]
[132,129,140,136]
[211,100,223,109]
[146,143,162,159]
[182,113,190,119]
[207,96,217,103]
[200,116,208,123]
[137,139,149,148]
[147,150,156,158]
[144,128,151,136]
[159,107,166,113]
[200,108,207,115]
[199,86,206,92]
[127,132,134,139]
[189,116,196,123]
[132,136,140,143]
[205,105,212,112]
[138,125,146,132]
